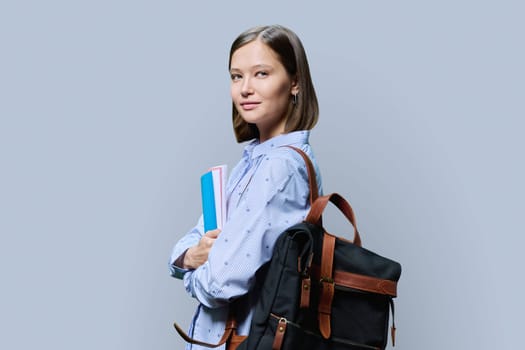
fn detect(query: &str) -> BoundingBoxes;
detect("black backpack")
[236,148,402,350]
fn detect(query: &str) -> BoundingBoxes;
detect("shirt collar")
[244,130,310,160]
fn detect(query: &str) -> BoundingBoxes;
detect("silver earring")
[292,93,298,105]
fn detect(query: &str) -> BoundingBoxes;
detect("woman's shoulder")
[262,144,322,193]
[264,144,311,164]
[255,145,314,182]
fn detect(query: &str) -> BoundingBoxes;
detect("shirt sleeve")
[168,215,204,279]
[183,151,311,308]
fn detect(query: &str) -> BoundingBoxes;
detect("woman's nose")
[241,78,253,96]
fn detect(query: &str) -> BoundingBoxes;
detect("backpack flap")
[305,193,402,348]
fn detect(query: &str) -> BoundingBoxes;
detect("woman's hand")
[183,229,221,269]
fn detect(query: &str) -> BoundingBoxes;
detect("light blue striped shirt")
[169,130,322,350]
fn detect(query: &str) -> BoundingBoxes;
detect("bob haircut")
[229,25,319,143]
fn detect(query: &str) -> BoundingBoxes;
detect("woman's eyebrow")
[252,64,273,70]
[230,64,273,72]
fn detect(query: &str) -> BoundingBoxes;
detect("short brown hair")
[229,25,319,143]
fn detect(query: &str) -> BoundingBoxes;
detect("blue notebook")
[201,171,218,232]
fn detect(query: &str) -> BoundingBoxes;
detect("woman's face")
[230,40,298,142]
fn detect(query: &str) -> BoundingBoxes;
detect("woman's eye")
[231,74,242,81]
[255,71,268,78]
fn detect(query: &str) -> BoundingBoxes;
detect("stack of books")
[200,165,227,232]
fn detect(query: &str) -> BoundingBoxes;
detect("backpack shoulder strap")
[282,145,319,205]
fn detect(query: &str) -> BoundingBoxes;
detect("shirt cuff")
[169,249,190,279]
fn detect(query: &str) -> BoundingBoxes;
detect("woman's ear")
[291,77,299,95]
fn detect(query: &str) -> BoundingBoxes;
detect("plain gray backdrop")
[1,1,523,349]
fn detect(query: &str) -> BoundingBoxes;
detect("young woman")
[169,25,323,350]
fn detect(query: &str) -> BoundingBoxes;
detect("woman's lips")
[240,102,260,111]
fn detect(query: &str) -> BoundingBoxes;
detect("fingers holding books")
[183,229,221,269]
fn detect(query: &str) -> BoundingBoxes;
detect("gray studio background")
[1,1,523,349]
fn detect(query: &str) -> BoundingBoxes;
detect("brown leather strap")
[285,145,318,309]
[174,321,233,348]
[271,317,288,350]
[391,324,396,347]
[311,265,398,297]
[318,233,336,339]
[283,145,318,205]
[174,314,239,348]
[305,193,362,246]
[389,298,396,347]
[227,334,248,350]
[300,276,311,308]
[320,234,335,287]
